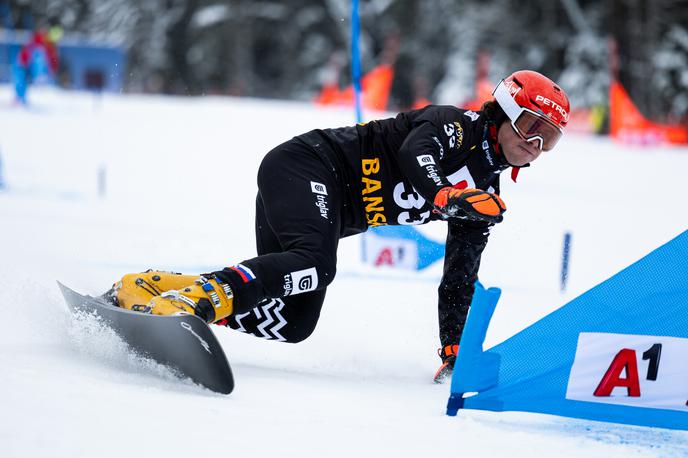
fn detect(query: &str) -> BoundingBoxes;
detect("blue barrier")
[449,230,688,430]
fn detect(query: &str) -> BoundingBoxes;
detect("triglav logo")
[283,273,293,295]
[310,181,328,195]
[180,322,212,354]
[417,154,442,187]
[298,276,312,290]
[310,181,329,219]
[416,154,435,166]
[482,140,495,166]
[284,267,318,296]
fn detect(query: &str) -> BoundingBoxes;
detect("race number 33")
[566,333,688,412]
[393,182,430,225]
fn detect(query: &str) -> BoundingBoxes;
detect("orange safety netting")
[610,80,688,145]
[315,64,394,111]
[461,78,494,112]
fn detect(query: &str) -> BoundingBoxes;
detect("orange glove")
[433,187,506,224]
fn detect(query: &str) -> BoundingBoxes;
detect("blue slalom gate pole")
[560,231,572,292]
[353,0,367,262]
[0,149,5,190]
[97,164,106,199]
[351,0,363,123]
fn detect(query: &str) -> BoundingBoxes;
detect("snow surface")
[1,87,687,457]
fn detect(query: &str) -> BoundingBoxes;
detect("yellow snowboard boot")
[110,270,234,323]
[111,270,198,311]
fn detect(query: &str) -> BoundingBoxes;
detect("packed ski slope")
[1,87,687,457]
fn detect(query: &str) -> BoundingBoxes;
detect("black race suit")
[214,105,512,348]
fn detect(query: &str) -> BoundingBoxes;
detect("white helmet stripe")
[493,80,523,122]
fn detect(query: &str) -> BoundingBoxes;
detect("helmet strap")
[511,167,521,182]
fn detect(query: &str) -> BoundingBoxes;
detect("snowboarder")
[111,70,570,383]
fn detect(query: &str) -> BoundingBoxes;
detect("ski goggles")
[493,80,563,151]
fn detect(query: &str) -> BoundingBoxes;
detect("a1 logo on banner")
[566,332,688,412]
[363,231,418,270]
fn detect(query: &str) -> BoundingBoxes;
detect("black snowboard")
[58,282,234,394]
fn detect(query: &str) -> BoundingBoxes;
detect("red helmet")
[493,70,570,151]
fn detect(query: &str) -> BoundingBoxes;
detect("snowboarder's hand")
[433,187,506,224]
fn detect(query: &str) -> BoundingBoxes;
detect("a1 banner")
[567,333,688,413]
[362,229,418,270]
[361,226,444,270]
[447,230,688,430]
